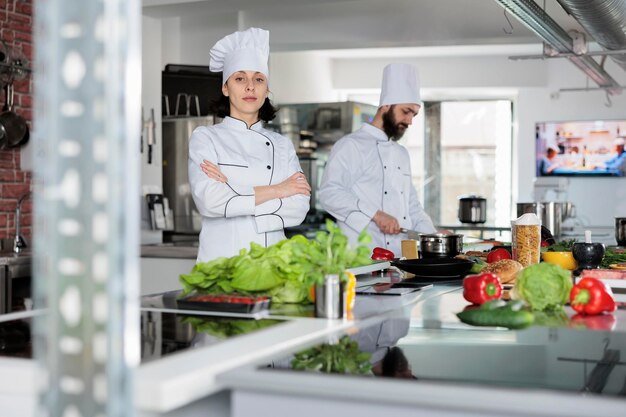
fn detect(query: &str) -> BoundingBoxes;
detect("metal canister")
[616,217,626,246]
[315,274,344,319]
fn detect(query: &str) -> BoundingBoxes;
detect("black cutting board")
[391,258,473,278]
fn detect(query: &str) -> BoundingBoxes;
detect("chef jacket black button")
[384,165,387,169]
[401,191,403,194]
[397,166,400,169]
[386,242,390,245]
[265,142,270,146]
[403,217,406,220]
[267,165,271,170]
[384,191,388,195]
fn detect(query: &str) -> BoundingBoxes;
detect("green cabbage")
[514,263,572,311]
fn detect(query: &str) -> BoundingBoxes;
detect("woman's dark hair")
[210,94,278,122]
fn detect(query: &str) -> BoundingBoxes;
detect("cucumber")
[457,303,534,329]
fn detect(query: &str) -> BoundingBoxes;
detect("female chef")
[188,27,311,262]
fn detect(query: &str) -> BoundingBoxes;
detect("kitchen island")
[1,266,625,417]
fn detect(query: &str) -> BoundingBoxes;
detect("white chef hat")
[209,27,270,85]
[379,63,421,107]
[614,138,625,146]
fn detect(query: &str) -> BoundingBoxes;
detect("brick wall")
[0,0,32,241]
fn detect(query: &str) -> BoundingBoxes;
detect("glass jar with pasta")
[511,213,541,267]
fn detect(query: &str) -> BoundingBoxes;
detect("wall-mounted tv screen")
[536,120,626,177]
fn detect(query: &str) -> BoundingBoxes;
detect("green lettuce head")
[514,263,572,311]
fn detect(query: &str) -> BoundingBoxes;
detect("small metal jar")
[315,274,345,319]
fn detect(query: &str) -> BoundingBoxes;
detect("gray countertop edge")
[218,365,626,417]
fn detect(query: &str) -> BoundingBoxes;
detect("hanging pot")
[0,83,29,150]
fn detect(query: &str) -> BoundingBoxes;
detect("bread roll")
[481,259,523,284]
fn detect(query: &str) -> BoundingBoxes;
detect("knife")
[400,228,421,240]
[140,107,144,154]
[147,108,156,164]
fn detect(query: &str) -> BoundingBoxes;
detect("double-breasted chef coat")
[319,123,436,256]
[188,116,310,262]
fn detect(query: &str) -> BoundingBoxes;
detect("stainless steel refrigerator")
[162,116,214,238]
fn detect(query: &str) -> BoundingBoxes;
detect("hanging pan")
[0,83,29,150]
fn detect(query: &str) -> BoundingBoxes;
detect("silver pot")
[458,195,486,224]
[419,233,464,258]
[616,217,626,246]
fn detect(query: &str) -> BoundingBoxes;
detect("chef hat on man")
[614,138,625,146]
[210,27,270,85]
[379,63,421,107]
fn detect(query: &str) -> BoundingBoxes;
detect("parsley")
[544,239,577,252]
[291,336,372,375]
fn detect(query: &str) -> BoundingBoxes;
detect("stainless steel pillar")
[33,0,141,415]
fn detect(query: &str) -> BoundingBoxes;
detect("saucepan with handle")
[400,228,465,258]
[0,83,29,150]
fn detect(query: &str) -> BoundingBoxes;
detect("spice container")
[511,213,541,267]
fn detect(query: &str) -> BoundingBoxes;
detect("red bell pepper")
[462,273,503,305]
[371,247,395,261]
[570,278,616,315]
[569,313,616,331]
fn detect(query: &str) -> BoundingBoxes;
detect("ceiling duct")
[494,0,622,94]
[556,0,626,72]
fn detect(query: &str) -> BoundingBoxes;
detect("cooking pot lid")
[458,195,485,201]
[420,233,464,238]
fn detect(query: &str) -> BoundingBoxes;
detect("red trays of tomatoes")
[177,294,272,314]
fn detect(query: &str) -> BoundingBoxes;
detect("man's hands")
[372,210,400,234]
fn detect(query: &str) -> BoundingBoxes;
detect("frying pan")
[0,83,29,150]
[391,258,473,277]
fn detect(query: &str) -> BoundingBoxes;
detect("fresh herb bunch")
[304,219,372,285]
[601,248,626,268]
[543,239,577,252]
[291,336,372,375]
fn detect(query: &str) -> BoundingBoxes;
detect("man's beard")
[382,106,409,141]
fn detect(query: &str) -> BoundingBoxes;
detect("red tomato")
[486,248,512,263]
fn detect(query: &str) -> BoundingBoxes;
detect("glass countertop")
[140,311,284,363]
[265,294,626,398]
[0,312,285,363]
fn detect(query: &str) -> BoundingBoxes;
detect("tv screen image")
[535,120,626,177]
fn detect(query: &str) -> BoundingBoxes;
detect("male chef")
[319,63,436,255]
[603,138,626,176]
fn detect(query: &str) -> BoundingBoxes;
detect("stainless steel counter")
[0,251,32,314]
[141,243,198,259]
[0,250,32,266]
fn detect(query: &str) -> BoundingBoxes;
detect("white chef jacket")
[319,123,436,256]
[188,116,309,262]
